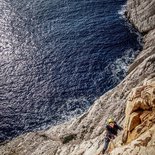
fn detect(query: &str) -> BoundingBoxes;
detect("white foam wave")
[106,48,139,83]
[58,97,91,121]
[118,4,127,18]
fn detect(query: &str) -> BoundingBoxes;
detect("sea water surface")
[0,0,141,142]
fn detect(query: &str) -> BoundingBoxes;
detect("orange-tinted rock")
[128,112,141,132]
[123,84,155,145]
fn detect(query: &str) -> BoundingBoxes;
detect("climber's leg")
[102,138,110,154]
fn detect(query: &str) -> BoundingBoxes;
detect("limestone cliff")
[0,0,155,155]
[111,81,155,155]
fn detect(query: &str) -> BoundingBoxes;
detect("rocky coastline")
[0,0,155,154]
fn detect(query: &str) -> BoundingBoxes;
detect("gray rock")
[0,0,155,154]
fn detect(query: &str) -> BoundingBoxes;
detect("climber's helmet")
[108,118,115,128]
[107,118,114,124]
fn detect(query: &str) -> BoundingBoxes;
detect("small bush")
[61,134,77,144]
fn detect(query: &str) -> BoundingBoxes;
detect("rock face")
[111,82,155,155]
[123,84,155,143]
[126,0,155,33]
[111,125,155,155]
[0,0,155,155]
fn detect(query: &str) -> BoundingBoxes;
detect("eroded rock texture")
[123,83,155,143]
[111,82,155,155]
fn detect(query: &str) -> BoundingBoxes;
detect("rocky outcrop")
[123,84,155,143]
[126,0,155,33]
[127,0,155,74]
[0,0,155,155]
[111,82,155,155]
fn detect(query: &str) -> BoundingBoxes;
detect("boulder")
[123,84,155,144]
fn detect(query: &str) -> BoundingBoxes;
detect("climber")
[102,118,123,154]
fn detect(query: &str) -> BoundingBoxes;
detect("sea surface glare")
[0,0,141,142]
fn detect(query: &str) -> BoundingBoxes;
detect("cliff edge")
[0,0,155,155]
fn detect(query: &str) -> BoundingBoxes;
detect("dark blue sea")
[0,0,141,142]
